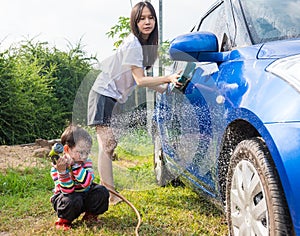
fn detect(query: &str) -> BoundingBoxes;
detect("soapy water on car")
[69,62,229,235]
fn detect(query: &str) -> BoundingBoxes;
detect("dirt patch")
[0,145,38,171]
[0,139,59,172]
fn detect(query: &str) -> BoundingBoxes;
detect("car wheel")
[226,137,294,236]
[153,132,175,187]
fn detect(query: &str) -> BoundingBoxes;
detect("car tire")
[226,137,294,236]
[153,131,176,187]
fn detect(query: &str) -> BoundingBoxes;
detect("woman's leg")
[96,125,122,205]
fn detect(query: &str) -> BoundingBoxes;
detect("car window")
[199,4,224,32]
[198,2,231,52]
[240,0,300,43]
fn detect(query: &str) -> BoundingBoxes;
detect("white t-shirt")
[91,33,143,104]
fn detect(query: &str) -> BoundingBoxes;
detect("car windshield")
[240,0,300,44]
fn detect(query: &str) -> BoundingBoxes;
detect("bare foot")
[100,181,123,205]
[109,194,123,205]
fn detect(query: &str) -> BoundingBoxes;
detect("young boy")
[50,125,109,230]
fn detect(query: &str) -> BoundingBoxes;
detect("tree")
[106,16,131,49]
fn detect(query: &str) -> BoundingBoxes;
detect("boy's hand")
[72,162,83,169]
[56,157,68,173]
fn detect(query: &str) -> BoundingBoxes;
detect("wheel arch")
[218,119,260,203]
[217,108,291,203]
[217,116,296,232]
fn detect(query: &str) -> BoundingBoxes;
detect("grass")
[0,128,228,235]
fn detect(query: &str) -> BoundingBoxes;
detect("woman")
[88,1,181,205]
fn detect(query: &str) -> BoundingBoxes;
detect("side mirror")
[169,32,224,62]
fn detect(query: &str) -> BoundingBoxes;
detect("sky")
[0,0,215,62]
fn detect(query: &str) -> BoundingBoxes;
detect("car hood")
[257,38,300,59]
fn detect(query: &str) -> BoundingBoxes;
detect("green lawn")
[0,129,227,235]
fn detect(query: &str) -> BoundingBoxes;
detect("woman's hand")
[168,70,182,87]
[131,66,183,88]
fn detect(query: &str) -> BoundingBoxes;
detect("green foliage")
[0,40,98,144]
[117,127,153,157]
[106,16,131,49]
[72,68,100,125]
[0,166,52,198]
[0,146,227,235]
[159,40,173,67]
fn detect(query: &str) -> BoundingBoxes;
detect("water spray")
[49,143,142,235]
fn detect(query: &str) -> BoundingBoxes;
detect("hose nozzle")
[49,143,64,164]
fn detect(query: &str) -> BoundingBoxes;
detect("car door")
[157,1,236,196]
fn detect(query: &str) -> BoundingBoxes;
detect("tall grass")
[0,129,227,235]
[0,40,97,145]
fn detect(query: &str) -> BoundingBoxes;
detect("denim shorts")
[87,90,117,126]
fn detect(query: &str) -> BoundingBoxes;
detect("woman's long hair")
[130,1,158,70]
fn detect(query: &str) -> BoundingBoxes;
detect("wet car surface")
[152,0,300,235]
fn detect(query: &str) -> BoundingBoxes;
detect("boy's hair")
[61,125,92,148]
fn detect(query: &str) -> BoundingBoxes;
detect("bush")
[0,40,98,145]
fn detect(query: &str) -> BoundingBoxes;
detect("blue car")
[152,0,300,235]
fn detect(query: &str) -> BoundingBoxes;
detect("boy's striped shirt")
[51,158,95,194]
